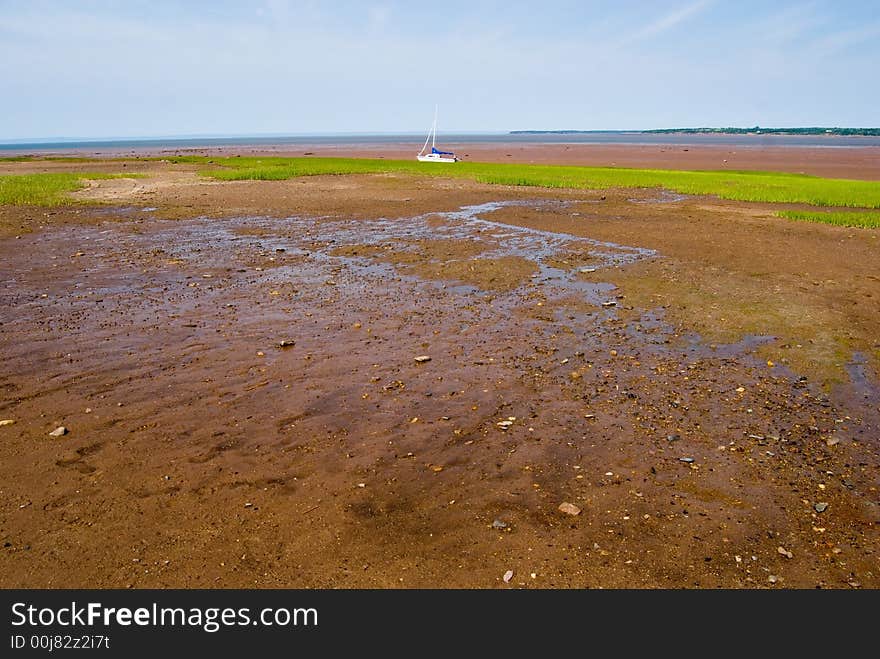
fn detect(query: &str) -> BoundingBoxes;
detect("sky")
[1,0,879,139]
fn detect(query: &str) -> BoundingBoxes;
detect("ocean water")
[3,132,880,152]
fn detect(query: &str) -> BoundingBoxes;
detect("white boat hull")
[417,154,458,163]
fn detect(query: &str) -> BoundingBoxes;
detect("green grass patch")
[169,156,880,209]
[776,210,880,228]
[0,172,126,206]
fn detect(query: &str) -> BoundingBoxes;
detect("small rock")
[602,301,617,308]
[679,457,695,463]
[278,340,295,348]
[579,267,596,274]
[492,519,508,530]
[503,570,514,583]
[768,575,778,584]
[826,437,840,447]
[777,546,793,559]
[48,426,67,437]
[496,420,513,430]
[0,419,15,427]
[814,502,829,513]
[414,355,432,363]
[667,434,680,442]
[558,502,581,516]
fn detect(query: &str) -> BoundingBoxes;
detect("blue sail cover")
[432,147,454,155]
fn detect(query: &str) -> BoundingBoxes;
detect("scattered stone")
[679,457,695,463]
[667,434,681,442]
[0,419,15,427]
[558,502,581,516]
[492,519,508,530]
[48,426,67,437]
[244,502,253,508]
[814,502,829,513]
[609,349,618,357]
[278,340,295,348]
[583,413,596,420]
[503,570,514,583]
[601,301,617,307]
[579,267,596,274]
[826,437,840,447]
[414,355,432,363]
[777,546,793,559]
[768,575,778,584]
[431,465,444,472]
[496,420,513,430]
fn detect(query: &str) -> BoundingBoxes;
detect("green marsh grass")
[0,172,125,206]
[169,156,880,210]
[776,210,880,228]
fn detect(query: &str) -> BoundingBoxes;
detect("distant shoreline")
[512,127,880,137]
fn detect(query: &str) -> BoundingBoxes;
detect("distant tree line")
[511,127,880,136]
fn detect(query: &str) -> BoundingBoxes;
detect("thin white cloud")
[813,21,880,54]
[621,0,713,44]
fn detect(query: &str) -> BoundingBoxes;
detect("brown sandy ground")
[0,161,877,588]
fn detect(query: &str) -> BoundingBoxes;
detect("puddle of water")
[845,352,880,399]
[628,191,688,204]
[140,200,658,309]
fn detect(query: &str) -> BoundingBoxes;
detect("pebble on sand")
[777,546,793,559]
[278,340,295,348]
[414,355,432,363]
[558,502,581,516]
[0,419,15,427]
[814,502,829,513]
[503,570,514,583]
[48,426,67,437]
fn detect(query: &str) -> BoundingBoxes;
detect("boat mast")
[432,104,438,150]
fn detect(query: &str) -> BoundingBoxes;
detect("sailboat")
[417,106,458,163]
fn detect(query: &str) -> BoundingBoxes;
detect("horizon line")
[3,126,880,145]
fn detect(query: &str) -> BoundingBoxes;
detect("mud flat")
[0,163,878,588]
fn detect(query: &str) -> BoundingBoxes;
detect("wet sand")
[0,160,878,589]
